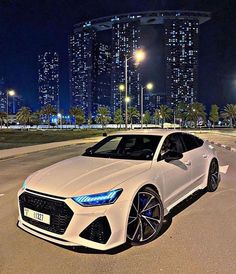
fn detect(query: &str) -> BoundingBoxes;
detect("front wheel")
[127,187,164,245]
[207,159,220,192]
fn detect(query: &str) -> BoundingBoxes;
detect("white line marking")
[0,194,4,197]
[219,165,229,174]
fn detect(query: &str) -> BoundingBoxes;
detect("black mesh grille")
[19,192,74,235]
[80,217,111,244]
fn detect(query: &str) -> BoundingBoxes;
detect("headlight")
[72,189,123,207]
[22,181,27,190]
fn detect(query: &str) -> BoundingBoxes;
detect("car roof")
[109,129,188,138]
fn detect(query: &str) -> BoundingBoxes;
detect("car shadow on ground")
[63,188,207,255]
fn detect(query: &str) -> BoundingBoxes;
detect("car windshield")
[83,134,162,160]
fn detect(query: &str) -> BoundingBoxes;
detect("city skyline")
[0,1,236,113]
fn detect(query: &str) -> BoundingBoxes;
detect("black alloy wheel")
[207,158,220,192]
[127,187,164,245]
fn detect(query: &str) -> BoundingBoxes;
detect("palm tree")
[16,107,32,127]
[96,107,111,129]
[176,102,188,128]
[222,104,236,128]
[87,112,93,129]
[69,107,85,128]
[0,111,7,128]
[40,104,57,128]
[188,102,206,128]
[30,111,41,127]
[159,105,172,128]
[127,107,140,129]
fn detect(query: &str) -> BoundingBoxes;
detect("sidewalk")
[0,136,102,160]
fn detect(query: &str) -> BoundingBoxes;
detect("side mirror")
[163,150,183,162]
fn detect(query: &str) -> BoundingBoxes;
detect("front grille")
[19,192,74,235]
[80,217,111,244]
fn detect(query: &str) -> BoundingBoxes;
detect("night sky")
[0,0,236,113]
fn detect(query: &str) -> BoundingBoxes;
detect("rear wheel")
[207,159,219,192]
[127,187,164,245]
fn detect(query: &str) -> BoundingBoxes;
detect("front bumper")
[17,189,130,251]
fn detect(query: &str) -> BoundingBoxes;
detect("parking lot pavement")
[0,143,235,274]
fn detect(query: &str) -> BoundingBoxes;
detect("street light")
[6,89,16,128]
[124,49,145,130]
[118,84,125,129]
[140,82,153,129]
[57,113,62,129]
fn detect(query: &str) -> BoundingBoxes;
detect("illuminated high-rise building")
[93,43,111,115]
[69,26,97,117]
[38,52,59,111]
[0,77,6,112]
[111,19,141,115]
[165,18,199,106]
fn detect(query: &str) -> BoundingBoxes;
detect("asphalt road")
[0,144,235,274]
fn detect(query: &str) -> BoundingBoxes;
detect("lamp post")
[6,89,15,128]
[124,49,145,130]
[119,84,125,129]
[140,82,153,129]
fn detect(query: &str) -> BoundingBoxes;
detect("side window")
[159,133,184,160]
[181,134,200,152]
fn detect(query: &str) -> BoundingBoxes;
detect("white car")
[17,130,220,250]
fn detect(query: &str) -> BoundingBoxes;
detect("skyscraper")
[165,18,199,107]
[93,43,111,115]
[38,52,59,111]
[69,26,97,117]
[0,77,6,112]
[111,19,141,115]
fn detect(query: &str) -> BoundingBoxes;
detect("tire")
[207,158,220,192]
[127,186,164,246]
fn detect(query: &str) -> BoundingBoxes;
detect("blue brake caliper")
[140,196,152,217]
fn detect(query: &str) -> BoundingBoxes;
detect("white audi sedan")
[18,130,220,250]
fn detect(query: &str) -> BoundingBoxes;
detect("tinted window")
[181,134,203,152]
[159,133,184,160]
[83,135,162,160]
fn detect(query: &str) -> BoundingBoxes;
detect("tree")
[188,102,206,128]
[30,111,41,127]
[159,105,172,128]
[69,107,85,128]
[209,104,219,127]
[16,107,32,127]
[96,107,111,129]
[153,109,160,125]
[176,101,189,127]
[40,104,57,128]
[143,111,151,127]
[0,112,7,128]
[87,112,93,129]
[114,109,123,129]
[221,104,236,128]
[127,107,140,129]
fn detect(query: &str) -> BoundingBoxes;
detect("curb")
[207,140,236,152]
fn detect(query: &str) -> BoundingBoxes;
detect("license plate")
[24,207,50,225]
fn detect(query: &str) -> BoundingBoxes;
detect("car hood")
[26,156,152,197]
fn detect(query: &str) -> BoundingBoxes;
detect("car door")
[156,133,192,209]
[180,133,208,190]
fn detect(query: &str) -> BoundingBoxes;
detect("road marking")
[219,165,229,174]
[0,194,4,197]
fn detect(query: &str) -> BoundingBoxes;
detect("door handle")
[203,154,208,159]
[184,160,191,166]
